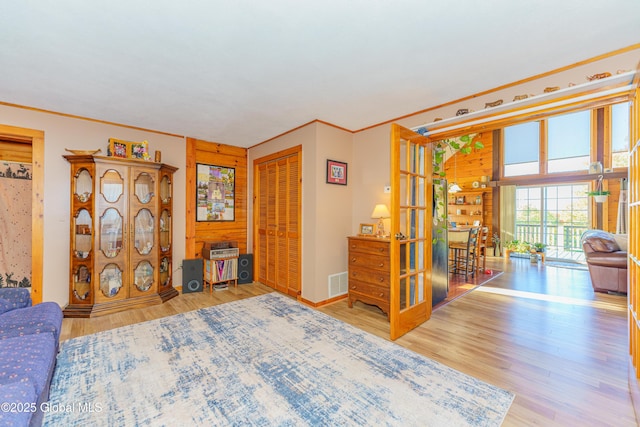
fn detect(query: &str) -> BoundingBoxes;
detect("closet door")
[254,147,301,297]
[276,155,300,296]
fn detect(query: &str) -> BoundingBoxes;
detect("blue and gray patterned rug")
[45,293,514,426]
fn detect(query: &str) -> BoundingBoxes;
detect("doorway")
[0,124,44,303]
[515,183,589,262]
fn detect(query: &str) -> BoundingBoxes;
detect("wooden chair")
[475,226,489,273]
[449,227,479,281]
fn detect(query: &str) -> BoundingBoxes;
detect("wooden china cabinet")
[63,154,178,317]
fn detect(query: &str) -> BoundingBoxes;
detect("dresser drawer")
[349,266,389,287]
[348,280,389,301]
[349,253,389,272]
[348,238,389,256]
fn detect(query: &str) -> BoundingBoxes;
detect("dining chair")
[476,226,489,273]
[449,227,479,281]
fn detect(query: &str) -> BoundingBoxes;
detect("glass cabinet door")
[74,168,93,202]
[160,257,170,286]
[100,208,123,258]
[101,169,124,203]
[134,209,154,255]
[134,260,154,291]
[160,209,171,252]
[134,172,155,204]
[99,263,123,297]
[160,175,171,204]
[73,265,91,300]
[73,209,92,259]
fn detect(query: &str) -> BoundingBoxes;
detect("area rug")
[44,293,514,426]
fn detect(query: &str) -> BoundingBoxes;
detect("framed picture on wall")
[326,159,347,185]
[196,163,235,221]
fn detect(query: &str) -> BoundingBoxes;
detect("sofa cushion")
[582,230,621,253]
[0,288,32,309]
[0,302,63,343]
[614,234,628,252]
[0,334,57,396]
[0,299,13,315]
[586,252,628,269]
[0,381,37,426]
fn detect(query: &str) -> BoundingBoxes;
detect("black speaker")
[238,254,253,284]
[182,259,203,293]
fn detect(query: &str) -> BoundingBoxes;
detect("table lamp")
[371,204,390,237]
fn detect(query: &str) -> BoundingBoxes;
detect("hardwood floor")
[60,257,636,426]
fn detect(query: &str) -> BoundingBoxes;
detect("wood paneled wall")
[0,140,32,162]
[185,138,248,259]
[444,132,495,235]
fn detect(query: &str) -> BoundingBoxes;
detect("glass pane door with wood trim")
[390,124,433,340]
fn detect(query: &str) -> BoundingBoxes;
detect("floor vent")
[328,272,348,298]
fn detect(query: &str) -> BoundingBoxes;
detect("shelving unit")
[448,191,484,227]
[203,253,238,291]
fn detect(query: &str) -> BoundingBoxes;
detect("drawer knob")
[378,248,384,252]
[351,257,357,262]
[379,277,384,282]
[378,262,384,267]
[379,293,384,297]
[351,285,357,290]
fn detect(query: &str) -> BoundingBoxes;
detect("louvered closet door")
[255,147,301,297]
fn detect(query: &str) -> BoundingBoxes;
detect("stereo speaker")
[238,254,253,284]
[182,259,203,293]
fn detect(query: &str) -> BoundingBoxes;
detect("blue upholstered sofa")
[0,288,62,427]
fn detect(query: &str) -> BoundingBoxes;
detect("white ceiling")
[1,1,638,147]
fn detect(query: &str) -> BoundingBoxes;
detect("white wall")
[247,121,353,303]
[0,105,186,306]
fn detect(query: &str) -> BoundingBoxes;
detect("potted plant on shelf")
[532,242,547,253]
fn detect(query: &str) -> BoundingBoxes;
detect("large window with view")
[611,102,630,168]
[547,110,591,173]
[503,121,539,177]
[515,184,589,262]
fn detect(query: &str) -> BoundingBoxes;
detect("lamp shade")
[371,204,390,219]
[448,183,462,194]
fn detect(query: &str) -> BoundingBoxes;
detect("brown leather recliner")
[581,230,628,294]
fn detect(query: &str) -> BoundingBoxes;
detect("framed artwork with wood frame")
[359,223,375,236]
[108,138,129,158]
[196,163,236,221]
[326,159,347,185]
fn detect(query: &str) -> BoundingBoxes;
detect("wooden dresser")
[347,236,390,318]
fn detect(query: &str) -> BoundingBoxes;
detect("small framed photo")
[359,223,375,236]
[129,140,149,160]
[326,159,347,185]
[455,196,465,205]
[108,138,129,158]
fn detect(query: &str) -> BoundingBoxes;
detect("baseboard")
[300,294,348,308]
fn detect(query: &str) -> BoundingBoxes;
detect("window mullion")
[540,120,548,175]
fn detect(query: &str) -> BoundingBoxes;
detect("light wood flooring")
[60,257,636,426]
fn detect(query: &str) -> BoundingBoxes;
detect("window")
[515,184,589,261]
[504,121,539,177]
[547,110,591,173]
[611,102,630,168]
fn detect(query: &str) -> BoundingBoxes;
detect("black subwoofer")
[182,259,203,293]
[238,254,253,284]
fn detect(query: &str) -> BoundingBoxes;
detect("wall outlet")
[384,186,391,193]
